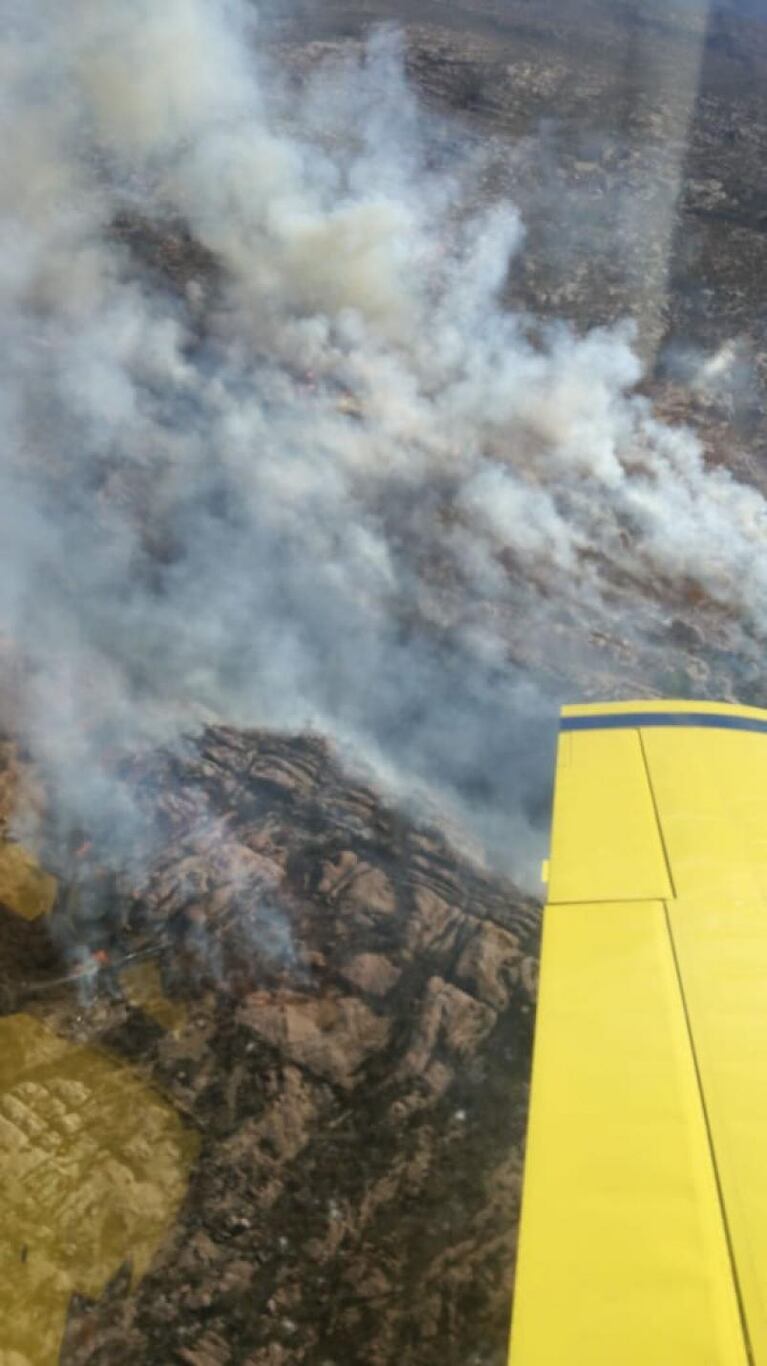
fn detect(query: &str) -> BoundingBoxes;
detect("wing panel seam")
[638,729,677,901]
[663,901,754,1365]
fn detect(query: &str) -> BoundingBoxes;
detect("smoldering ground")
[2,0,766,892]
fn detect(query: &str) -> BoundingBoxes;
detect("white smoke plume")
[2,0,765,885]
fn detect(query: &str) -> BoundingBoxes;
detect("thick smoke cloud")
[1,0,765,886]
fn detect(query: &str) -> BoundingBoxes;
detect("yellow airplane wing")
[509,698,767,1365]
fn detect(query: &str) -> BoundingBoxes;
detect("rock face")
[236,991,393,1090]
[0,727,539,1366]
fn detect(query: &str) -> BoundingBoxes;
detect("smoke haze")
[2,0,766,886]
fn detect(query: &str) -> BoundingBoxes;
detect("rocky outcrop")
[8,725,540,1366]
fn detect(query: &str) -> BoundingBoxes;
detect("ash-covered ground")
[2,0,767,1362]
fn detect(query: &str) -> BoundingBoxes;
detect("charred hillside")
[0,729,537,1365]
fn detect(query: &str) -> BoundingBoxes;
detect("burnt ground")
[5,1,767,1362]
[268,0,767,478]
[2,731,537,1366]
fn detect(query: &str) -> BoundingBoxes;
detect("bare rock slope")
[2,728,539,1365]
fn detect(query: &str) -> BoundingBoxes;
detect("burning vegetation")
[2,0,767,1359]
